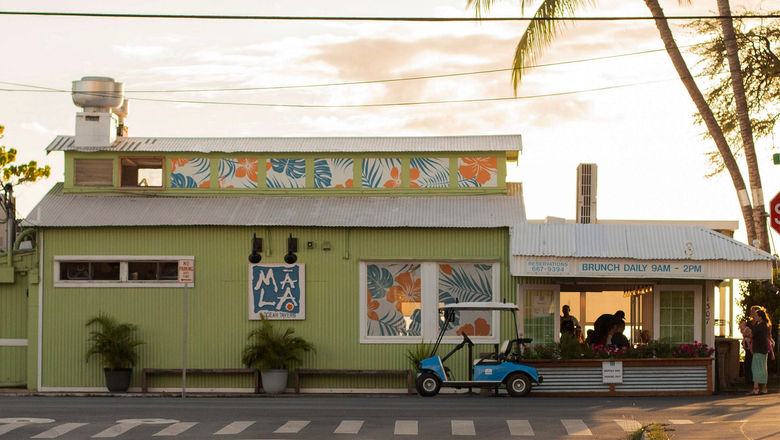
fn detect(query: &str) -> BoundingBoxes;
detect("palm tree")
[716,0,769,251]
[469,0,761,247]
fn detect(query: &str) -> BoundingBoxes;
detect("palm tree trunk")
[716,0,770,251]
[643,0,756,245]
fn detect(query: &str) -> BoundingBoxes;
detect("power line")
[0,11,777,21]
[0,45,693,95]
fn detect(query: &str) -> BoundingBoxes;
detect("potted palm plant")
[85,314,144,392]
[242,316,313,394]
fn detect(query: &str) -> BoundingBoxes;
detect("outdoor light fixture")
[248,233,262,264]
[284,233,298,264]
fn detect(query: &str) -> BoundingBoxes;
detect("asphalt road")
[0,393,778,439]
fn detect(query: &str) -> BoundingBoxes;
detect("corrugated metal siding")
[0,255,32,387]
[24,183,526,228]
[40,226,515,390]
[510,223,773,262]
[533,365,708,392]
[46,135,523,153]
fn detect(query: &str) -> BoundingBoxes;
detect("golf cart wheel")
[416,372,441,397]
[506,373,531,397]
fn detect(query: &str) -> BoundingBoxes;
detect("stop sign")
[771,191,780,234]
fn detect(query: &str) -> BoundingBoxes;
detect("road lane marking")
[0,423,26,436]
[394,420,418,435]
[215,421,256,435]
[507,420,534,436]
[32,423,88,438]
[452,420,475,436]
[614,420,642,432]
[92,422,141,438]
[669,419,694,425]
[334,420,364,434]
[273,421,310,434]
[153,422,198,436]
[561,419,592,436]
[702,420,749,424]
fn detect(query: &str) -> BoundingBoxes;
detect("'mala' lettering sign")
[249,264,305,320]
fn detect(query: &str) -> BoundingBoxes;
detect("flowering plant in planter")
[672,341,715,358]
[520,338,714,361]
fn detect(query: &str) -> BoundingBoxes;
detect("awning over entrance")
[510,223,775,280]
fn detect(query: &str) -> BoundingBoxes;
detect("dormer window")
[120,156,163,188]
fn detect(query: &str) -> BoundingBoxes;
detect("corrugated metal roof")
[510,223,774,262]
[22,183,526,228]
[46,134,523,153]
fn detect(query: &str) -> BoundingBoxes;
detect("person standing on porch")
[749,309,771,395]
[560,305,580,337]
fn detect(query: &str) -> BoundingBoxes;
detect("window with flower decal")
[360,261,499,343]
[457,156,497,187]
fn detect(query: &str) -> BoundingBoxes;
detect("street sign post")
[178,259,194,398]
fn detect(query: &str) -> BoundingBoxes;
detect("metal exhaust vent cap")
[72,76,124,111]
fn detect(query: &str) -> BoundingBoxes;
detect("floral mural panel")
[314,158,354,188]
[438,263,494,337]
[266,158,306,188]
[171,158,211,188]
[457,157,497,187]
[362,158,401,188]
[365,263,421,337]
[218,158,258,189]
[410,157,449,188]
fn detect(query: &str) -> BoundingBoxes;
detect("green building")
[0,78,774,393]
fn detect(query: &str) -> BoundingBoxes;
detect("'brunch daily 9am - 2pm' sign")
[249,264,305,320]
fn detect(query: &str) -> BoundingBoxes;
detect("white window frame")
[360,261,500,344]
[517,284,560,342]
[653,284,702,343]
[54,255,194,288]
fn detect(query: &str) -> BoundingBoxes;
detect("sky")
[0,0,778,249]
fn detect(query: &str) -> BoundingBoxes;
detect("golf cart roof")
[439,301,519,311]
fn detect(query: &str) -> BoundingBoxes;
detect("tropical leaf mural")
[218,158,258,189]
[314,158,354,188]
[171,158,211,188]
[410,157,449,188]
[365,263,421,337]
[362,158,401,188]
[438,263,494,337]
[266,158,305,188]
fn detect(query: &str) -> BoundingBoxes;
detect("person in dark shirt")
[749,309,771,395]
[609,320,630,350]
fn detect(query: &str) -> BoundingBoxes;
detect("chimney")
[71,77,125,147]
[576,163,597,224]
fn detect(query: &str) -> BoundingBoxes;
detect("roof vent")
[576,163,597,224]
[71,77,126,147]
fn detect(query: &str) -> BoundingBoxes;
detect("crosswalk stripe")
[0,423,26,436]
[507,420,534,436]
[334,420,364,434]
[561,419,592,436]
[153,422,198,436]
[669,419,694,425]
[32,423,88,438]
[214,421,255,435]
[394,420,418,435]
[614,420,642,432]
[274,420,310,434]
[92,422,141,438]
[451,420,475,436]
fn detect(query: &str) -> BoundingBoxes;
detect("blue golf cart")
[415,301,542,397]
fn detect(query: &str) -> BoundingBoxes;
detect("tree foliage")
[687,12,779,176]
[0,124,51,186]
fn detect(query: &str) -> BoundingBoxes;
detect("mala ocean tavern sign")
[249,264,305,320]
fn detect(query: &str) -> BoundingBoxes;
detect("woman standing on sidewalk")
[750,309,772,395]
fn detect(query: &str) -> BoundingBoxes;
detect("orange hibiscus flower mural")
[383,167,401,188]
[386,270,421,312]
[459,157,497,185]
[456,318,491,336]
[367,291,380,321]
[235,158,258,183]
[171,158,189,172]
[409,168,421,188]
